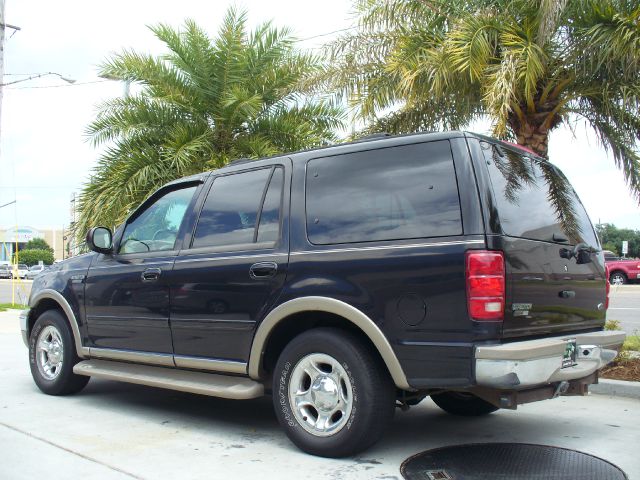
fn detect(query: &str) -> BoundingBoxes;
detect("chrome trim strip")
[89,347,175,367]
[29,289,90,358]
[249,296,413,390]
[88,261,175,270]
[289,240,484,257]
[174,252,284,264]
[174,355,247,374]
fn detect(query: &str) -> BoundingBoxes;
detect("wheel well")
[28,299,66,337]
[610,270,627,278]
[261,311,389,382]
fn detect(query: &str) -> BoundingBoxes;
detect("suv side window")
[306,141,462,245]
[192,166,283,249]
[119,185,197,254]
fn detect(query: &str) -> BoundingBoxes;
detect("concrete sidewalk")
[1,310,639,480]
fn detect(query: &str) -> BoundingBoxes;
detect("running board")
[73,359,264,399]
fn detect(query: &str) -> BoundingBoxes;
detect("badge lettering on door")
[512,303,532,316]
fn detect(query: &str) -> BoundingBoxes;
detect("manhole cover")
[401,443,627,480]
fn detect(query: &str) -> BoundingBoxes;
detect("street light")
[0,71,76,87]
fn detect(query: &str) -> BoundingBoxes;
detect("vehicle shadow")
[76,378,603,462]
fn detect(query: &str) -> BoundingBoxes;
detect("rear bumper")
[475,330,625,388]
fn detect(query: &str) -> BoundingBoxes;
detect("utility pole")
[1,0,6,148]
[0,0,21,145]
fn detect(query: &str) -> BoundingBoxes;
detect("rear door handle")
[249,262,278,279]
[559,290,575,299]
[141,268,162,282]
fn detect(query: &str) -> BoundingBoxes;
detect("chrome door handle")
[141,268,162,282]
[249,262,278,279]
[559,290,575,299]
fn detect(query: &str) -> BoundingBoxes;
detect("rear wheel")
[609,271,627,285]
[431,391,499,416]
[272,328,395,457]
[29,310,89,395]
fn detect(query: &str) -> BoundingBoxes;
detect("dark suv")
[22,131,624,457]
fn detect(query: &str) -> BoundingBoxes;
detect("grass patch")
[0,303,27,312]
[622,334,640,352]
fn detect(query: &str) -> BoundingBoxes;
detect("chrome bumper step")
[73,359,264,399]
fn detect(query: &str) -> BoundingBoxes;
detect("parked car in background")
[21,131,624,457]
[26,264,48,280]
[11,264,29,279]
[603,250,619,261]
[605,256,640,285]
[0,264,11,279]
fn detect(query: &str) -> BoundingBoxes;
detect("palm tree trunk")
[514,122,549,159]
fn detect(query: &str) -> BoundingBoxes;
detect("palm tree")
[318,0,640,199]
[76,7,344,239]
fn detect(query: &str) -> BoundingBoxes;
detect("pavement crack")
[0,421,146,480]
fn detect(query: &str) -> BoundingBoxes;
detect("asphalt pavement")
[608,284,640,334]
[1,309,639,479]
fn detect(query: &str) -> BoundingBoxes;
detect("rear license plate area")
[562,339,577,368]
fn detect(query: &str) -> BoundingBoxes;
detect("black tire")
[609,271,627,285]
[431,391,499,416]
[272,327,395,457]
[29,309,89,395]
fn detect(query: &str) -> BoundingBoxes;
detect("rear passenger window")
[306,141,462,245]
[192,167,282,249]
[482,142,598,247]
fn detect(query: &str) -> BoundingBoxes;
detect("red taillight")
[466,250,505,321]
[605,265,610,310]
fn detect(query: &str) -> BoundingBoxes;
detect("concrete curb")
[591,379,640,400]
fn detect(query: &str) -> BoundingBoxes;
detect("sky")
[0,0,638,234]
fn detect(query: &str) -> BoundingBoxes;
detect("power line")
[6,79,109,90]
[298,26,356,42]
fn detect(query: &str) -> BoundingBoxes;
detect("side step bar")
[73,359,264,400]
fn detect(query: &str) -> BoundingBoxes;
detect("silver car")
[12,264,29,279]
[0,264,11,279]
[26,264,48,280]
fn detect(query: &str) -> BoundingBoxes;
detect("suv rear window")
[482,142,598,247]
[306,141,462,245]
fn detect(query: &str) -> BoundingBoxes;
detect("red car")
[604,251,640,285]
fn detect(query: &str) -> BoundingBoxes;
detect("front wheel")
[431,391,499,416]
[272,328,395,457]
[29,309,89,395]
[609,271,627,285]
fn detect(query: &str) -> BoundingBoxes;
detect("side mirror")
[86,226,113,254]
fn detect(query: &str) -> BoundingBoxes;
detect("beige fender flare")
[248,296,412,390]
[29,289,90,358]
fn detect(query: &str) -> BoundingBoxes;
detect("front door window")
[119,186,197,254]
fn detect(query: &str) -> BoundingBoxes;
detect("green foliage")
[23,238,52,252]
[605,319,621,331]
[76,8,344,240]
[0,303,26,312]
[596,223,640,257]
[14,249,54,267]
[317,0,640,199]
[623,335,640,352]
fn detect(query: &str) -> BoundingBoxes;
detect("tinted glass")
[482,143,598,247]
[257,168,284,243]
[119,186,196,254]
[306,141,462,245]
[193,168,272,248]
